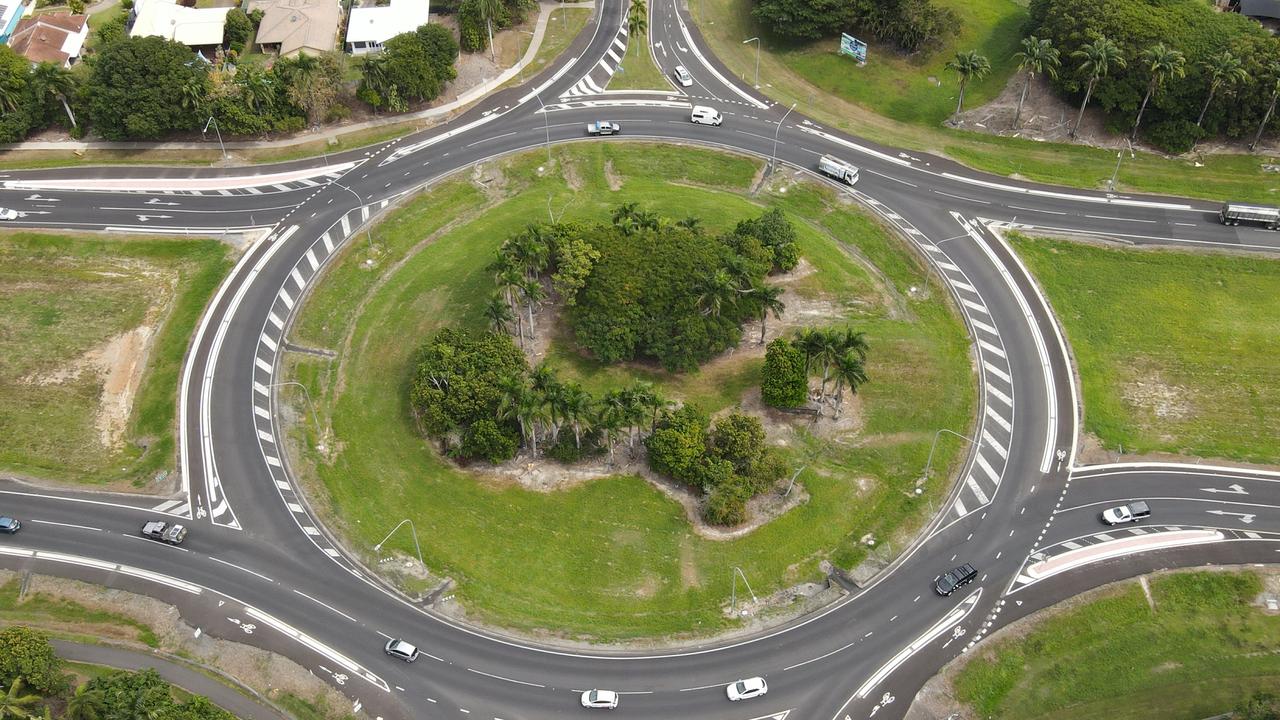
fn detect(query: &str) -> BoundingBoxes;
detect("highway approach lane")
[2,0,1280,718]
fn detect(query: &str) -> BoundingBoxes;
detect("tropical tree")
[562,383,594,449]
[1251,63,1280,152]
[65,683,105,720]
[696,269,742,318]
[518,276,545,341]
[0,678,39,719]
[1196,50,1250,128]
[830,349,869,418]
[596,396,627,464]
[1011,36,1059,129]
[236,63,276,113]
[754,283,785,344]
[1128,43,1185,141]
[29,62,76,127]
[627,0,647,39]
[945,50,991,115]
[484,293,514,334]
[476,0,503,62]
[1069,36,1125,139]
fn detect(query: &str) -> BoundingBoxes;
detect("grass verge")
[0,231,234,487]
[691,0,1280,203]
[1010,233,1280,463]
[609,39,670,91]
[954,571,1279,720]
[0,579,159,647]
[285,142,974,640]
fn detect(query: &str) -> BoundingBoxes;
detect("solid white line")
[1084,214,1155,223]
[208,555,276,583]
[678,683,724,692]
[0,490,186,518]
[465,668,546,688]
[782,639,858,670]
[293,589,358,622]
[935,190,990,204]
[1008,205,1066,215]
[27,519,103,532]
[1070,462,1280,479]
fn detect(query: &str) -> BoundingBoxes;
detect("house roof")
[248,0,339,55]
[345,0,428,45]
[1241,0,1280,18]
[130,0,231,47]
[8,13,86,65]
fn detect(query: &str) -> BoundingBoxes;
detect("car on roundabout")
[726,676,767,701]
[384,638,420,662]
[580,689,619,709]
[1101,500,1151,525]
[0,517,20,534]
[933,563,977,596]
[673,65,693,87]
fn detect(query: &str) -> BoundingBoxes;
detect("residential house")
[245,0,340,57]
[344,0,428,55]
[8,13,88,67]
[0,0,33,45]
[129,0,231,57]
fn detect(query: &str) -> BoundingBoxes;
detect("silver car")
[673,65,693,87]
[384,638,420,662]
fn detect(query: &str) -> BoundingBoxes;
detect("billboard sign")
[839,33,867,63]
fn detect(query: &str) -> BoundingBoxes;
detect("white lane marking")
[254,405,270,419]
[255,357,273,373]
[267,311,283,330]
[953,498,967,517]
[983,361,1012,384]
[260,333,278,352]
[290,267,306,290]
[982,428,1008,459]
[245,606,388,691]
[257,429,275,443]
[852,590,981,700]
[679,682,727,692]
[783,638,859,670]
[969,316,998,336]
[293,588,358,622]
[965,475,990,505]
[27,519,103,532]
[465,668,546,688]
[935,190,990,204]
[208,556,276,583]
[1084,214,1156,223]
[977,339,1006,359]
[985,404,1013,433]
[961,298,989,315]
[987,382,1013,407]
[975,452,1000,483]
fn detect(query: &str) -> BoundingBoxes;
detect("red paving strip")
[1026,529,1223,580]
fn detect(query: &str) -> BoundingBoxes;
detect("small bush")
[462,419,518,463]
[703,485,747,525]
[1144,119,1205,155]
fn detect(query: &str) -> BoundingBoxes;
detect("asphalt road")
[1,1,1279,718]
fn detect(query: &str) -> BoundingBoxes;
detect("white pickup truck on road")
[586,121,621,136]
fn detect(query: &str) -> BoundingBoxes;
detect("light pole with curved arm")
[743,37,760,88]
[267,381,327,452]
[375,518,424,568]
[770,102,796,173]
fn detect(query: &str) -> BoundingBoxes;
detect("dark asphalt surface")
[1,1,1279,719]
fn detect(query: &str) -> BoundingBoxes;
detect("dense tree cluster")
[359,24,459,113]
[86,36,209,140]
[1237,691,1280,720]
[761,327,869,416]
[750,0,958,53]
[454,0,534,53]
[646,407,788,525]
[1026,0,1280,151]
[0,626,234,719]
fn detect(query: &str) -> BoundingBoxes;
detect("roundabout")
[1,0,1280,717]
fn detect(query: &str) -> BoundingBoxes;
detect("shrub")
[703,485,748,525]
[762,338,808,407]
[0,627,65,695]
[1143,118,1204,154]
[645,405,709,486]
[223,8,252,54]
[462,419,518,463]
[710,412,765,475]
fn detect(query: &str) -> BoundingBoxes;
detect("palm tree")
[1011,36,1059,129]
[518,388,548,455]
[836,327,869,361]
[676,216,701,231]
[627,0,647,39]
[830,350,868,418]
[497,266,526,344]
[562,383,594,449]
[497,374,531,449]
[484,293,514,334]
[237,63,276,113]
[1130,43,1185,141]
[0,678,39,719]
[1251,63,1280,152]
[1197,50,1250,128]
[477,0,503,62]
[945,50,991,115]
[29,62,77,127]
[65,683,104,720]
[519,276,545,341]
[695,269,742,318]
[754,283,785,344]
[1070,36,1125,139]
[180,74,208,115]
[630,380,663,432]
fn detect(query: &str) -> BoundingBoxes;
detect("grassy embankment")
[284,142,974,640]
[609,34,670,91]
[691,0,1280,203]
[1010,234,1280,463]
[955,571,1280,720]
[0,232,233,487]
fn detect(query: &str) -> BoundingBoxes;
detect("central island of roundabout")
[278,142,976,643]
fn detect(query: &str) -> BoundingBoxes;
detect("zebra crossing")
[561,21,628,98]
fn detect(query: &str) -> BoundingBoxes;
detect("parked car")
[934,563,978,596]
[726,676,767,701]
[384,638,420,662]
[1101,500,1151,525]
[0,208,18,221]
[580,689,620,709]
[586,121,621,136]
[673,65,693,87]
[0,517,21,534]
[140,520,186,545]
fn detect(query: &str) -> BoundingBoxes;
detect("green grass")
[609,40,670,91]
[287,142,973,639]
[1010,234,1280,462]
[276,692,358,720]
[954,571,1280,720]
[0,580,159,647]
[0,231,234,486]
[529,8,593,76]
[690,0,1280,204]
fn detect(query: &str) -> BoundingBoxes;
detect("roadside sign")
[840,33,867,64]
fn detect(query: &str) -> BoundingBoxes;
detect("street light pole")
[1107,138,1133,192]
[770,102,796,173]
[920,428,977,490]
[730,566,758,615]
[203,116,227,162]
[534,92,552,163]
[267,381,326,452]
[743,37,760,88]
[374,518,424,568]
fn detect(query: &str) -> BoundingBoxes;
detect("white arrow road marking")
[145,198,181,206]
[1207,510,1256,524]
[1202,484,1248,495]
[853,590,982,700]
[25,194,58,201]
[135,214,173,222]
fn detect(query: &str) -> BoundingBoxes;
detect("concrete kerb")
[0,1,590,155]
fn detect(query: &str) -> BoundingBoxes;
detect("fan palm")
[754,283,785,344]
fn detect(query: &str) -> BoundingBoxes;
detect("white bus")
[1219,202,1279,230]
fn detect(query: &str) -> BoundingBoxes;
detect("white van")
[690,106,723,126]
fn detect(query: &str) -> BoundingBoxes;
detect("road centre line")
[208,556,276,584]
[1008,205,1065,214]
[1057,496,1280,514]
[98,205,300,214]
[1084,214,1156,223]
[783,639,858,671]
[465,669,545,688]
[27,519,103,532]
[293,588,358,623]
[934,190,990,204]
[679,682,726,692]
[1071,462,1280,479]
[0,489,187,517]
[863,168,918,187]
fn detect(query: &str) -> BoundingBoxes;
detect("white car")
[1101,500,1151,525]
[580,689,620,709]
[384,638,420,662]
[0,208,18,221]
[726,676,767,701]
[673,65,693,87]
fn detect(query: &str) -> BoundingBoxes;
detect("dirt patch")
[1121,368,1193,423]
[562,154,586,191]
[678,536,701,588]
[471,160,510,200]
[603,159,623,191]
[9,572,361,720]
